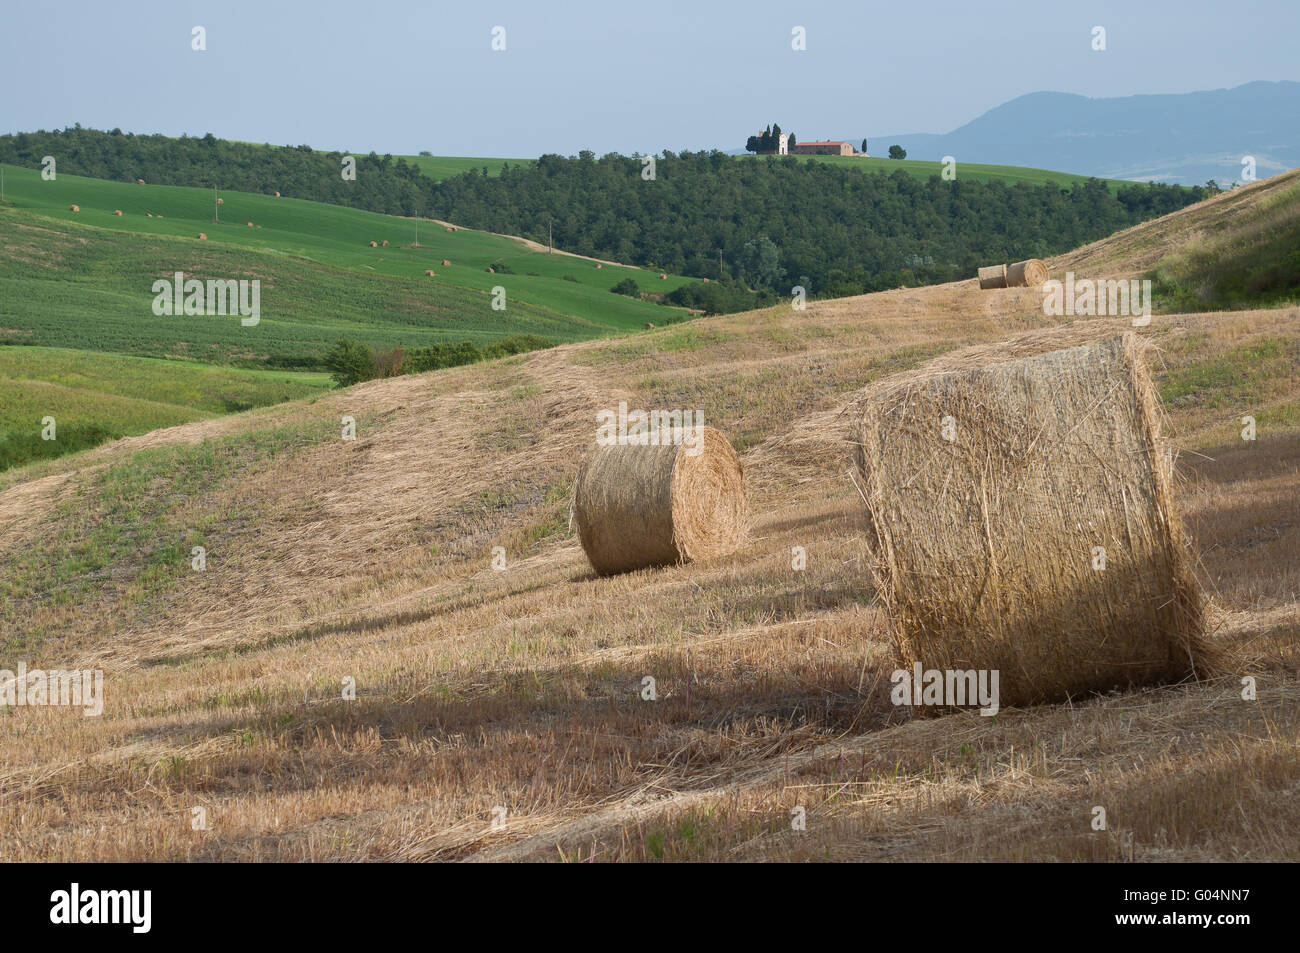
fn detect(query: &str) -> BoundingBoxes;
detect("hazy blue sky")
[3,0,1296,156]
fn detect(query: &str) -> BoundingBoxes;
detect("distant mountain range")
[870,81,1300,185]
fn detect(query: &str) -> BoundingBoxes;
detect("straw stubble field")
[0,180,1298,861]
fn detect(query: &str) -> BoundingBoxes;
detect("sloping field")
[0,165,692,333]
[0,175,1297,861]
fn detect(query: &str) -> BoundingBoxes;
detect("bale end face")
[1007,258,1048,287]
[574,427,747,575]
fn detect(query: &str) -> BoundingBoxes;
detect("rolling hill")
[0,165,696,467]
[0,168,1296,861]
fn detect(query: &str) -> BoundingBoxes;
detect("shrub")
[405,341,482,372]
[325,339,376,386]
[610,277,640,297]
[482,334,554,360]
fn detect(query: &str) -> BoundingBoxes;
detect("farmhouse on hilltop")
[747,126,866,157]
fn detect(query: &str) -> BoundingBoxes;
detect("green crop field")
[0,162,696,469]
[397,155,533,180]
[0,346,329,470]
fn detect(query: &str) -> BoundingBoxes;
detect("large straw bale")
[853,331,1219,707]
[977,264,1007,289]
[574,427,746,575]
[1006,258,1048,287]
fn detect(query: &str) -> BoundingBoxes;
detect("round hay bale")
[136,179,145,185]
[216,198,224,205]
[573,427,746,575]
[69,205,80,212]
[425,269,435,276]
[246,221,254,227]
[1006,258,1048,287]
[852,330,1222,708]
[369,241,378,247]
[381,240,389,246]
[113,210,122,216]
[595,263,602,269]
[196,233,207,240]
[273,191,280,197]
[659,273,667,280]
[446,226,456,233]
[147,213,153,218]
[977,263,1007,289]
[644,322,656,329]
[441,259,451,266]
[486,267,494,273]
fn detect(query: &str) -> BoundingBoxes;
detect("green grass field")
[0,162,698,469]
[397,155,533,180]
[0,164,693,335]
[0,346,330,470]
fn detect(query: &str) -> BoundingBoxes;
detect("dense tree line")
[1,127,1208,303]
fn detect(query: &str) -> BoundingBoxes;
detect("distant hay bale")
[659,273,667,280]
[595,263,602,269]
[486,267,494,273]
[146,213,153,218]
[425,269,435,276]
[196,233,207,240]
[136,179,145,185]
[216,198,224,205]
[446,226,456,232]
[977,263,1007,289]
[68,205,80,212]
[853,331,1219,708]
[573,427,747,575]
[381,240,389,246]
[441,259,451,266]
[644,322,655,329]
[1006,258,1048,287]
[273,191,280,197]
[113,210,122,216]
[246,221,254,227]
[369,241,378,247]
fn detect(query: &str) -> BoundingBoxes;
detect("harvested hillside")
[0,170,1297,863]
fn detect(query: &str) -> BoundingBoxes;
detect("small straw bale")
[424,269,435,276]
[852,330,1220,707]
[369,241,378,247]
[196,233,207,240]
[573,427,747,575]
[1006,258,1048,287]
[216,198,224,205]
[273,191,280,197]
[977,263,1007,289]
[136,179,145,185]
[381,240,389,246]
[441,259,451,266]
[246,221,254,226]
[113,209,122,216]
[69,205,80,212]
